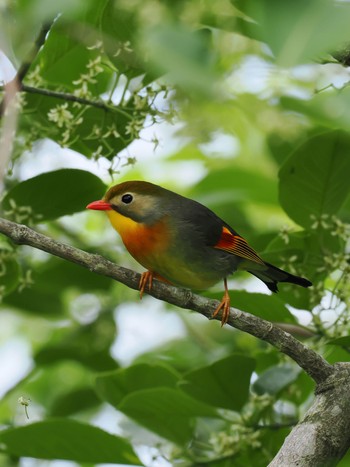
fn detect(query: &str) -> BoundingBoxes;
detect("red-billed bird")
[87,181,312,325]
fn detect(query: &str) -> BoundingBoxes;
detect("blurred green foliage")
[1,0,350,466]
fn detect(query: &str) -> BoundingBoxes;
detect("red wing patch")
[214,227,265,264]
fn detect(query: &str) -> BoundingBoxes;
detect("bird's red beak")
[86,200,112,211]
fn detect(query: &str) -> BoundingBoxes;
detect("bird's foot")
[139,271,171,299]
[212,279,231,326]
[139,271,154,299]
[212,297,231,327]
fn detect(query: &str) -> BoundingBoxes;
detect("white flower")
[125,118,144,137]
[87,40,103,51]
[47,103,74,128]
[92,145,104,159]
[114,40,133,57]
[87,56,104,75]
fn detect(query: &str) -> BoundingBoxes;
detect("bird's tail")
[248,262,312,293]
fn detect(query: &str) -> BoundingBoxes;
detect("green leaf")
[210,291,297,323]
[95,362,180,407]
[134,337,215,373]
[0,239,20,295]
[0,419,141,464]
[35,346,118,371]
[118,387,218,445]
[33,1,109,89]
[21,92,137,159]
[253,364,301,395]
[100,0,145,76]
[263,229,340,275]
[0,254,112,318]
[4,256,111,316]
[50,387,101,416]
[236,0,350,66]
[4,284,64,316]
[191,166,278,207]
[33,257,112,292]
[281,91,350,132]
[179,355,255,411]
[327,336,350,347]
[279,130,350,228]
[35,313,118,371]
[2,169,106,222]
[141,25,217,95]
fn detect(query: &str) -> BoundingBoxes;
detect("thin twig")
[20,85,133,119]
[16,22,53,85]
[0,217,334,385]
[0,21,54,193]
[0,21,54,117]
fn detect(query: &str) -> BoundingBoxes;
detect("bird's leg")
[139,271,154,299]
[212,278,231,327]
[139,271,173,299]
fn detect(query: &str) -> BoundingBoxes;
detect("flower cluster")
[18,269,34,293]
[279,224,293,245]
[47,103,83,146]
[73,46,105,100]
[4,198,42,225]
[26,65,44,88]
[209,423,261,457]
[114,40,133,57]
[125,116,144,139]
[47,103,74,129]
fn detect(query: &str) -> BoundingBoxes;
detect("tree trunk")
[270,363,350,466]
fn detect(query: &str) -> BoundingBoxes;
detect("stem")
[19,85,133,120]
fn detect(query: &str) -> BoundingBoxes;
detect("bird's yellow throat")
[106,209,140,237]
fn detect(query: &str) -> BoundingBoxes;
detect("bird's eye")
[121,193,133,204]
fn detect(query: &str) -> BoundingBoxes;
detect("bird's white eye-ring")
[121,193,133,204]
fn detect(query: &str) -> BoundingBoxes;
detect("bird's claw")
[139,271,153,299]
[212,284,231,327]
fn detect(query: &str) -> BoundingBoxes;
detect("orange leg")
[139,271,154,299]
[212,278,231,327]
[139,271,171,299]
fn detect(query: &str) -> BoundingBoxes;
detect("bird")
[86,180,312,326]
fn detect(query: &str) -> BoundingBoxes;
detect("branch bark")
[269,363,350,467]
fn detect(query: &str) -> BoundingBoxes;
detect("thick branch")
[269,363,350,467]
[0,217,333,384]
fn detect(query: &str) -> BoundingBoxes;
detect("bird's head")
[87,180,168,224]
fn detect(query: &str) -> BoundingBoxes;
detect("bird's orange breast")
[106,210,170,268]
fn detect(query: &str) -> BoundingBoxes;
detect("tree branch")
[0,21,54,117]
[0,21,54,192]
[16,22,53,85]
[19,85,133,119]
[269,363,350,467]
[0,217,333,384]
